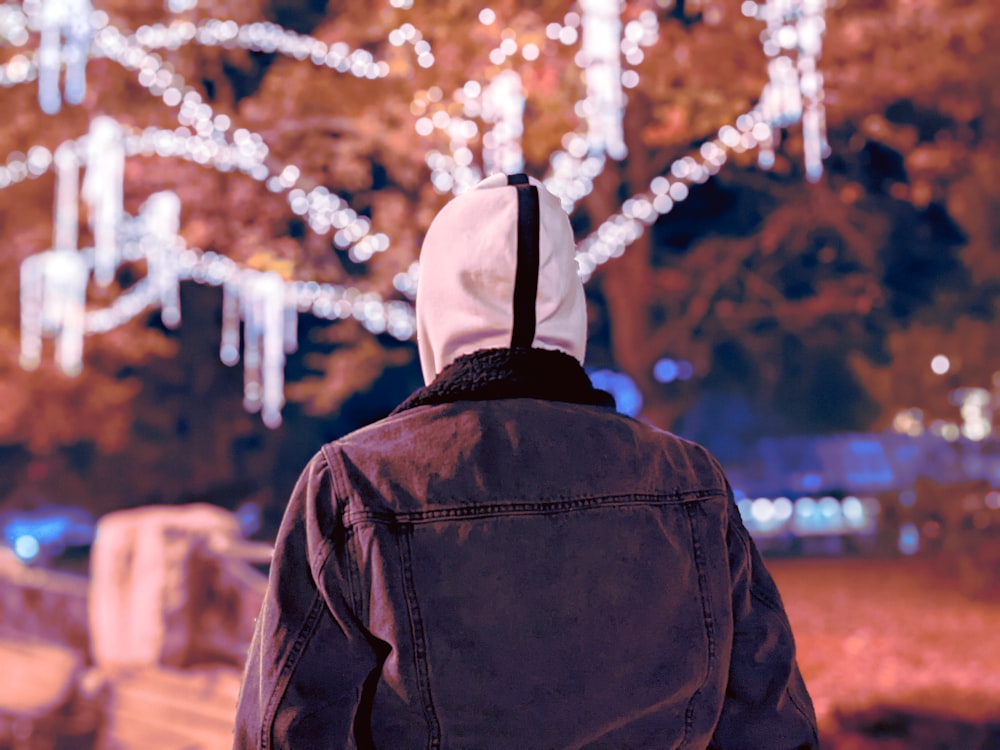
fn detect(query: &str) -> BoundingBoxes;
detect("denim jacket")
[234,349,818,749]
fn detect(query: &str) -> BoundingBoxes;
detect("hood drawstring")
[415,173,587,386]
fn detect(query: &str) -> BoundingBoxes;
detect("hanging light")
[141,191,182,328]
[236,271,294,428]
[36,0,94,114]
[745,0,829,181]
[20,249,89,376]
[481,70,525,176]
[6,0,832,428]
[580,0,626,160]
[81,117,125,286]
[52,141,79,251]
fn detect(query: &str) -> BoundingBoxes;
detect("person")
[233,173,818,749]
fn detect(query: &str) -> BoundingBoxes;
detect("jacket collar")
[392,348,616,415]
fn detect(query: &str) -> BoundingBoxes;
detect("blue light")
[737,499,753,523]
[842,496,865,526]
[800,473,822,492]
[898,523,920,556]
[1,506,96,562]
[587,369,643,417]
[772,497,793,522]
[653,358,694,383]
[653,358,679,383]
[751,498,775,524]
[235,501,261,537]
[13,535,40,562]
[791,496,817,534]
[845,439,894,487]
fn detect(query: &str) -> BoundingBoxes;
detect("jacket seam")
[749,586,784,614]
[259,590,327,750]
[320,445,365,614]
[734,522,786,614]
[397,524,442,749]
[682,501,717,746]
[320,444,347,517]
[344,527,365,616]
[786,686,820,747]
[733,516,817,747]
[342,491,722,527]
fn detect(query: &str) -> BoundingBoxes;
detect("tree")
[0,0,997,511]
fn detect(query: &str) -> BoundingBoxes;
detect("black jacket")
[234,349,818,749]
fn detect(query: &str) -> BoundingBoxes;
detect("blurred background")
[0,0,998,747]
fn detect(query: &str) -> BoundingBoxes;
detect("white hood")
[416,173,587,385]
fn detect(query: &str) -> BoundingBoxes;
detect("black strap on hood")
[508,173,540,349]
[391,347,616,414]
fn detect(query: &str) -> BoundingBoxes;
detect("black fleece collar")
[392,348,616,414]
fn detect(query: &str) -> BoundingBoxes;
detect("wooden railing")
[0,550,90,659]
[0,506,275,749]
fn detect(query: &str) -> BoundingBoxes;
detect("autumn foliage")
[0,0,997,512]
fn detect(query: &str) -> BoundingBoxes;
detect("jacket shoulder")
[323,401,730,508]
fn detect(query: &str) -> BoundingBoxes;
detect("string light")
[952,388,992,442]
[621,10,658,73]
[3,0,829,426]
[0,3,30,47]
[416,5,658,211]
[481,69,525,175]
[52,142,78,250]
[19,248,88,375]
[387,21,434,69]
[236,271,292,427]
[579,0,626,159]
[142,190,183,328]
[742,0,829,181]
[14,1,426,85]
[0,52,37,87]
[86,24,393,261]
[36,0,93,114]
[165,0,197,12]
[389,4,825,309]
[131,19,393,80]
[1,146,49,189]
[11,118,414,427]
[81,116,125,286]
[575,0,831,276]
[575,113,775,281]
[2,119,409,328]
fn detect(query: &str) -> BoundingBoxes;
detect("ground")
[5,554,1000,748]
[770,556,1000,749]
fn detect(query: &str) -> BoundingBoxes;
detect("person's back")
[234,174,817,749]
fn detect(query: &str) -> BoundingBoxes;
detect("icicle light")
[3,0,830,426]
